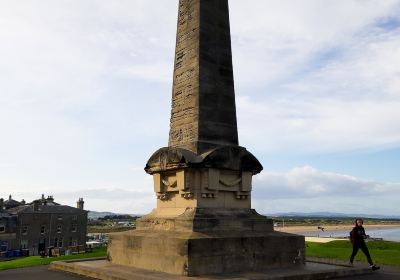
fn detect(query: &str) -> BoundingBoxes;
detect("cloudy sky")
[1,0,400,216]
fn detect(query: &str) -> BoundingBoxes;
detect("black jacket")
[351,225,367,244]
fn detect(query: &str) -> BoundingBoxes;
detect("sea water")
[298,227,400,242]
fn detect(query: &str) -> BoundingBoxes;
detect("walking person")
[349,218,380,270]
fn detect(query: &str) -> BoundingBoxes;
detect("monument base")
[50,259,374,280]
[50,209,372,279]
[107,208,305,276]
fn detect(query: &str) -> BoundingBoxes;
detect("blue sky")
[1,0,400,216]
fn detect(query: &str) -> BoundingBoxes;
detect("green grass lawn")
[306,240,400,266]
[0,247,107,271]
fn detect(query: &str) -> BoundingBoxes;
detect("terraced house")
[0,195,87,257]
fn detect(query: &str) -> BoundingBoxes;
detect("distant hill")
[88,210,399,220]
[88,211,117,220]
[88,211,143,220]
[268,212,400,220]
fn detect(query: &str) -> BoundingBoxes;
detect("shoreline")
[274,224,400,234]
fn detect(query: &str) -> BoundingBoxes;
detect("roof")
[16,204,87,214]
[0,208,14,218]
[6,205,30,215]
[4,195,23,208]
[0,212,12,218]
[30,199,60,206]
[3,195,86,215]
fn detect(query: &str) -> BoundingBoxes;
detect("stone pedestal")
[106,144,306,276]
[108,208,305,276]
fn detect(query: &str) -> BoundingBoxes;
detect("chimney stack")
[77,198,84,210]
[33,200,40,211]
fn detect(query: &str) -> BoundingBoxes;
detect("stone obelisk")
[107,0,305,276]
[168,0,238,154]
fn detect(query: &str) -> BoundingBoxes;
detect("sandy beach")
[275,224,400,243]
[274,224,399,234]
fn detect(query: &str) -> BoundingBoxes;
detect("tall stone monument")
[107,0,305,276]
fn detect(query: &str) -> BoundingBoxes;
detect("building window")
[40,225,46,235]
[72,215,77,221]
[57,225,62,233]
[0,225,5,233]
[20,240,28,249]
[22,226,28,235]
[69,237,78,247]
[71,224,77,232]
[0,241,8,252]
[57,214,63,220]
[53,238,63,247]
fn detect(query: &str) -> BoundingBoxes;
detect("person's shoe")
[370,264,380,271]
[348,261,354,266]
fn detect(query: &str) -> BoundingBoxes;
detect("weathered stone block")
[108,229,304,276]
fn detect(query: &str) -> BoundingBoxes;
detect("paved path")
[340,265,400,280]
[0,265,85,280]
[0,264,399,280]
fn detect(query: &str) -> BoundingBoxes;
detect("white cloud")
[254,166,400,199]
[252,166,400,216]
[230,0,400,85]
[233,0,400,153]
[1,180,155,214]
[0,1,175,195]
[237,96,400,153]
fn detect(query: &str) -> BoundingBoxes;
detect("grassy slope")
[0,247,107,271]
[306,240,400,266]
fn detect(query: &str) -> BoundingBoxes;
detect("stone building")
[2,195,24,210]
[0,195,87,256]
[0,207,18,253]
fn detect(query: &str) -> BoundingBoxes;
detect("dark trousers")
[350,241,373,265]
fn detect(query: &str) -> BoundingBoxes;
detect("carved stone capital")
[152,167,253,209]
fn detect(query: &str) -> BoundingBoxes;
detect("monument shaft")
[169,0,238,154]
[108,1,305,276]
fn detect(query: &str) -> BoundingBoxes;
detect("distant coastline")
[276,224,400,242]
[275,224,400,234]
